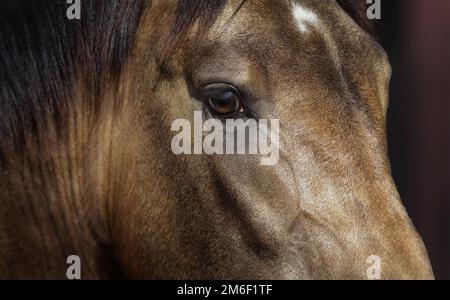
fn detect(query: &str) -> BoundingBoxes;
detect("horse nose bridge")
[355,180,435,279]
[382,217,435,279]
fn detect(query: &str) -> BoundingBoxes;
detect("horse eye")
[207,90,243,117]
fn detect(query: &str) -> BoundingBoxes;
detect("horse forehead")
[290,1,321,34]
[246,0,336,37]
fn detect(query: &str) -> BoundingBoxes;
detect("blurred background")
[378,0,450,279]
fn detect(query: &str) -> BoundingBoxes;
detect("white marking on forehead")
[291,3,319,33]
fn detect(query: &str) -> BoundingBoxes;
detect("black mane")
[0,0,147,159]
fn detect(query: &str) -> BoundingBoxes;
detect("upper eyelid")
[201,82,241,92]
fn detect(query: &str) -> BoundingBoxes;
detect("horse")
[0,0,434,279]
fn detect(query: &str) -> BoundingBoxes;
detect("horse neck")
[0,80,129,278]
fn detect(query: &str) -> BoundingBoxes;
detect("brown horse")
[0,0,434,279]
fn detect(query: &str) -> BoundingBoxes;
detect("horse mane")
[0,0,147,163]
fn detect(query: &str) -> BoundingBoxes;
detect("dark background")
[379,0,450,279]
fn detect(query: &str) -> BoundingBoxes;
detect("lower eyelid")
[202,103,250,121]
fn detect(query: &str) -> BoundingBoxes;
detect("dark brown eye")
[207,90,242,117]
